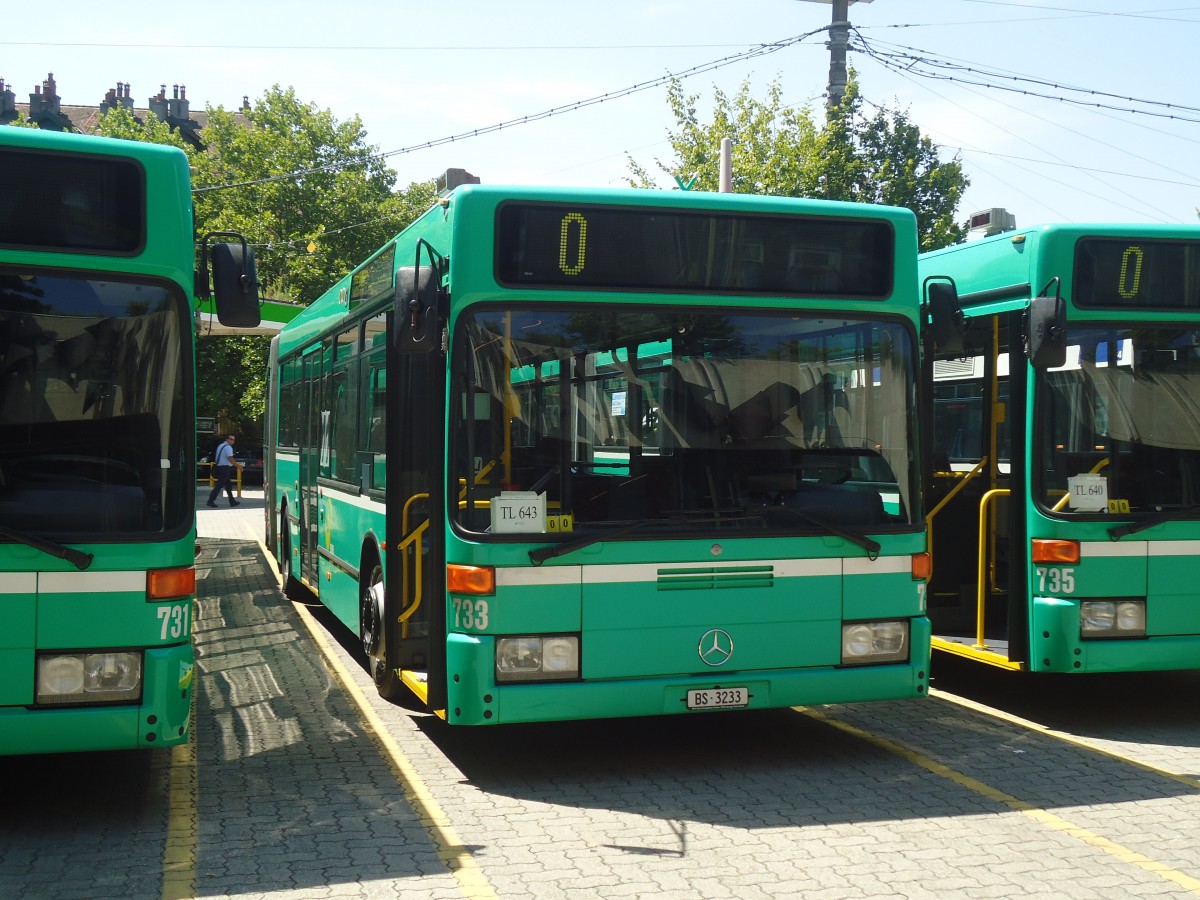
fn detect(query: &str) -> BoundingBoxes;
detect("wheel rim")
[280,514,292,582]
[360,564,385,665]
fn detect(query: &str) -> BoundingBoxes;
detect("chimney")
[242,95,251,113]
[0,79,14,117]
[29,82,44,119]
[148,84,168,122]
[28,73,65,129]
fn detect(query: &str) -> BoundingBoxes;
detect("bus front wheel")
[359,560,406,702]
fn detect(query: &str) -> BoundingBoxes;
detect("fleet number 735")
[1035,566,1076,594]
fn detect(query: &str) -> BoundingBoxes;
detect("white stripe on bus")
[1079,541,1148,558]
[494,556,909,588]
[0,573,37,593]
[39,571,145,593]
[1147,540,1200,557]
[1079,540,1200,559]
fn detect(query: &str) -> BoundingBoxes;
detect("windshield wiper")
[771,506,881,559]
[0,523,93,570]
[1108,505,1200,540]
[528,518,657,566]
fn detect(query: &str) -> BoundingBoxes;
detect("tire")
[280,509,301,600]
[359,558,407,702]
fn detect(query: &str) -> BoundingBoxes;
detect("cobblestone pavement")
[3,487,1200,899]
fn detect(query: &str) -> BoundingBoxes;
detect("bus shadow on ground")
[191,536,464,896]
[417,671,1200,833]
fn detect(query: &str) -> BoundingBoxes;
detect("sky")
[4,0,1199,230]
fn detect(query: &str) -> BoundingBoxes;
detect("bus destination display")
[1074,238,1200,308]
[495,201,894,298]
[0,148,144,253]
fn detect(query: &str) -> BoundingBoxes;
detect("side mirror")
[197,231,261,328]
[924,277,965,356]
[1025,280,1067,369]
[395,238,445,353]
[395,265,440,352]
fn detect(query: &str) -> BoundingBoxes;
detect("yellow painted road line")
[160,700,197,900]
[255,532,498,900]
[802,707,1200,896]
[931,687,1200,790]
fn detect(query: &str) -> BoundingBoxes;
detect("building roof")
[0,73,250,149]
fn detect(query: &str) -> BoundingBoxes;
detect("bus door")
[928,311,1028,665]
[384,268,446,708]
[298,347,323,586]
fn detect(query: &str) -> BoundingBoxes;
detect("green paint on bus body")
[920,220,1200,674]
[269,181,933,722]
[0,128,200,755]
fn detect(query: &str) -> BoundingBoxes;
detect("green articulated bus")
[0,126,258,754]
[920,211,1200,673]
[266,172,936,724]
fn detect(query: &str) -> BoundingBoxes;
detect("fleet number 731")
[157,603,191,640]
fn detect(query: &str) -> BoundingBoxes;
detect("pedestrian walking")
[206,434,243,508]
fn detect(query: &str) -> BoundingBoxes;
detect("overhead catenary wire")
[192,29,827,195]
[185,20,1200,226]
[848,27,1200,222]
[849,30,1200,123]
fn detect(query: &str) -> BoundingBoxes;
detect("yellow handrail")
[397,492,431,632]
[974,488,1011,649]
[924,457,988,583]
[395,520,429,626]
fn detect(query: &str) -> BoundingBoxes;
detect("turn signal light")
[447,564,495,595]
[147,566,196,600]
[1031,539,1080,564]
[911,552,932,581]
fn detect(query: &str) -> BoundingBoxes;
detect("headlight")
[495,635,580,683]
[1080,599,1146,638]
[841,621,909,665]
[36,652,143,705]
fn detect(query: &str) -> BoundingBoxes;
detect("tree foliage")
[628,73,969,251]
[95,105,189,148]
[85,87,438,439]
[1,112,40,129]
[191,85,436,307]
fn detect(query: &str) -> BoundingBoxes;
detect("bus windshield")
[452,305,917,538]
[1037,324,1200,515]
[0,267,189,538]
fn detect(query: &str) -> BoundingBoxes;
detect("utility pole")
[797,0,873,109]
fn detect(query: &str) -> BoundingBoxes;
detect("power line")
[1,40,759,52]
[956,0,1200,22]
[850,31,1200,123]
[193,30,826,194]
[854,37,1195,222]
